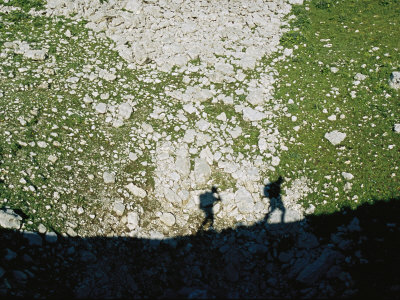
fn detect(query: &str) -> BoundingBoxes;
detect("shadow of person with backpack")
[263,176,285,223]
[199,186,222,231]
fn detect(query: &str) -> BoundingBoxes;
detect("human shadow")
[199,186,221,231]
[263,176,285,223]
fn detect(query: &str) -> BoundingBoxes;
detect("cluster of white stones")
[45,0,292,73]
[2,0,313,238]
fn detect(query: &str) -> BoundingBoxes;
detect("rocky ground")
[0,0,315,239]
[1,197,399,298]
[0,0,399,298]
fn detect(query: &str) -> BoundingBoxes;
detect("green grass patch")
[274,0,400,214]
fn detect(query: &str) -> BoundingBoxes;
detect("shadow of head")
[211,185,218,194]
[264,176,284,199]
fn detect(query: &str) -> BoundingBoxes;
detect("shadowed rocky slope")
[1,197,399,299]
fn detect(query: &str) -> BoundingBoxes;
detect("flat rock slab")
[0,209,22,229]
[389,71,400,90]
[324,130,346,145]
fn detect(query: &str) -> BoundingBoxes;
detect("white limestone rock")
[103,171,115,184]
[23,231,43,247]
[271,156,280,167]
[235,188,254,214]
[24,49,47,61]
[389,71,400,90]
[394,124,400,133]
[175,155,191,177]
[126,183,147,198]
[113,202,125,216]
[118,102,133,120]
[194,158,211,185]
[127,211,139,230]
[0,209,22,229]
[124,0,143,13]
[160,212,176,227]
[196,119,210,132]
[242,107,267,122]
[95,103,107,114]
[341,172,354,180]
[324,130,346,145]
[216,112,227,122]
[289,0,304,4]
[45,232,58,243]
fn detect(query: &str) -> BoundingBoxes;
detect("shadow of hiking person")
[263,176,285,223]
[199,186,221,231]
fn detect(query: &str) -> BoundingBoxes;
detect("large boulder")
[0,209,22,229]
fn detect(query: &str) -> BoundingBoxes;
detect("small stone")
[99,69,116,81]
[296,249,342,284]
[13,270,28,282]
[297,232,319,249]
[80,250,97,263]
[389,71,400,90]
[23,231,42,247]
[125,0,142,13]
[330,67,339,73]
[344,182,352,191]
[66,76,80,84]
[103,171,115,184]
[113,202,125,216]
[160,212,176,227]
[126,183,147,198]
[324,130,346,145]
[271,156,280,166]
[118,102,133,120]
[127,211,139,230]
[228,126,242,139]
[305,204,315,215]
[24,49,47,61]
[235,188,254,214]
[354,73,367,81]
[347,217,361,232]
[37,223,47,234]
[341,172,354,180]
[45,232,58,243]
[393,124,400,133]
[216,112,227,122]
[289,0,304,4]
[48,154,58,163]
[196,119,210,131]
[175,155,191,177]
[112,119,124,128]
[0,209,22,229]
[5,249,17,261]
[283,48,293,56]
[38,82,49,89]
[83,95,93,103]
[129,152,138,161]
[194,158,211,184]
[328,115,336,121]
[37,141,47,148]
[95,103,107,114]
[279,251,293,263]
[67,228,77,237]
[242,107,266,122]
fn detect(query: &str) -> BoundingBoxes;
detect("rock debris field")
[0,0,400,298]
[1,0,314,239]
